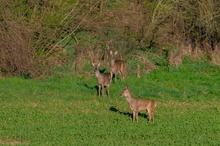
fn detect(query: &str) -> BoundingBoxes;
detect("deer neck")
[125,92,133,104]
[110,58,115,66]
[95,70,101,78]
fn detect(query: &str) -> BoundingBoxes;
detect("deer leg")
[119,69,124,81]
[132,111,135,122]
[151,111,154,123]
[102,84,104,96]
[107,84,110,97]
[114,73,117,82]
[135,111,139,123]
[147,109,152,122]
[120,66,125,80]
[98,85,101,96]
[119,71,123,81]
[122,71,125,81]
[123,70,125,80]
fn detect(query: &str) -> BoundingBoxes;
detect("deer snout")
[94,68,98,72]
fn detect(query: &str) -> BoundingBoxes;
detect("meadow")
[0,60,220,145]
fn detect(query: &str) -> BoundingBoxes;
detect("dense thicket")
[0,0,220,78]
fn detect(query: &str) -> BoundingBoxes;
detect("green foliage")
[0,60,220,145]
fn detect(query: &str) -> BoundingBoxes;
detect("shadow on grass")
[83,84,96,90]
[109,106,148,120]
[84,84,110,96]
[77,82,100,96]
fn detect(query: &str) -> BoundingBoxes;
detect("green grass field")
[0,60,220,145]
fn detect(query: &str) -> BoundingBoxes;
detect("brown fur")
[110,50,126,81]
[121,86,156,122]
[92,63,112,96]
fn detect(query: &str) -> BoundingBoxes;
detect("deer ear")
[97,63,100,67]
[115,51,118,55]
[125,85,129,89]
[92,63,94,67]
[110,50,112,55]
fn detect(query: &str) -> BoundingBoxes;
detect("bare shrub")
[1,0,220,78]
[147,0,220,65]
[192,44,204,61]
[211,44,220,65]
[0,19,36,77]
[168,48,183,67]
[0,0,77,78]
[132,53,157,77]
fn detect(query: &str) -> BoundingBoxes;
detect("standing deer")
[121,86,156,123]
[92,62,112,97]
[110,50,126,82]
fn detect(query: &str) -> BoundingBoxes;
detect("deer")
[121,86,157,123]
[110,50,126,82]
[92,62,113,97]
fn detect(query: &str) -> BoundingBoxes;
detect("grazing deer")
[110,50,126,82]
[92,62,112,97]
[121,86,156,123]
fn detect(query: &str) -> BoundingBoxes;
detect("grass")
[0,60,220,145]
